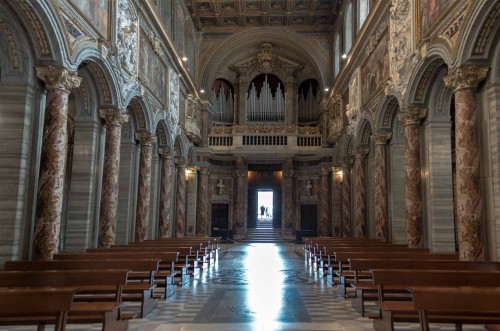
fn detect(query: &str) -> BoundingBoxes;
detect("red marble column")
[444,66,489,260]
[354,147,369,238]
[175,157,188,238]
[135,132,157,242]
[283,157,295,236]
[371,132,392,241]
[233,156,247,236]
[318,167,330,236]
[158,147,175,238]
[98,108,129,247]
[332,168,343,236]
[196,167,210,236]
[33,66,81,260]
[398,107,427,248]
[341,157,354,238]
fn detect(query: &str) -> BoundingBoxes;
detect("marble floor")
[0,243,489,331]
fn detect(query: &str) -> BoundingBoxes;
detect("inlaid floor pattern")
[1,243,487,331]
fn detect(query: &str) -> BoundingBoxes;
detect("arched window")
[344,2,353,54]
[358,0,369,31]
[334,32,340,77]
[246,74,285,122]
[211,79,234,123]
[298,79,321,123]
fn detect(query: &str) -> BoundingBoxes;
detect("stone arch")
[74,53,120,107]
[156,120,173,148]
[126,96,152,133]
[200,27,329,91]
[338,134,354,161]
[455,0,500,65]
[187,146,196,164]
[354,111,374,147]
[0,3,40,84]
[406,55,448,107]
[375,96,401,132]
[3,0,70,67]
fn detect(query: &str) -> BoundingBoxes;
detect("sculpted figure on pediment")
[168,68,180,140]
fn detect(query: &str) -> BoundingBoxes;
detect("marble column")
[98,109,129,247]
[341,157,354,237]
[175,157,188,238]
[197,167,210,236]
[332,168,343,236]
[371,132,392,241]
[318,167,330,236]
[185,166,198,236]
[33,66,81,260]
[444,66,489,260]
[233,156,247,237]
[354,147,369,238]
[283,157,295,236]
[134,132,157,242]
[398,107,427,248]
[158,147,175,238]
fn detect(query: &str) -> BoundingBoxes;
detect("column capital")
[175,156,188,167]
[283,170,296,177]
[370,131,392,145]
[398,107,427,125]
[36,66,82,90]
[159,147,175,159]
[99,108,129,126]
[354,147,370,158]
[199,166,210,175]
[135,132,157,146]
[443,66,489,90]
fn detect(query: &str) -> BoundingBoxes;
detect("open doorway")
[257,190,273,222]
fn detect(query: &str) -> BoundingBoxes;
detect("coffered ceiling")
[187,0,340,32]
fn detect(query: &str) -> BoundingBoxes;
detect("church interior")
[0,0,500,330]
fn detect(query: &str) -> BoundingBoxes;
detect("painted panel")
[419,0,454,37]
[361,32,389,105]
[69,0,109,38]
[139,29,167,105]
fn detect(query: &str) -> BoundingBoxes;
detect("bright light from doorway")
[257,190,273,219]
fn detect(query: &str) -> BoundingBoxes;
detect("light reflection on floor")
[245,244,284,324]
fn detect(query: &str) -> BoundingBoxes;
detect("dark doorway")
[301,204,317,236]
[211,204,229,230]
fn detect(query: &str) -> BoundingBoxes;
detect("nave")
[1,243,486,331]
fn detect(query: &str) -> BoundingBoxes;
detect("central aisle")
[130,242,373,331]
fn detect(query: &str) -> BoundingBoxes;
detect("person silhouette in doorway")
[265,207,269,217]
[260,205,265,216]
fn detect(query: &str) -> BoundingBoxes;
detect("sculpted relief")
[168,68,180,140]
[346,69,361,136]
[327,94,344,144]
[185,95,202,144]
[116,0,138,75]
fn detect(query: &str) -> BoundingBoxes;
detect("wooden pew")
[348,259,500,317]
[4,258,176,304]
[412,287,500,331]
[371,269,500,331]
[55,251,184,287]
[0,288,75,331]
[74,250,190,286]
[0,269,130,331]
[328,251,458,294]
